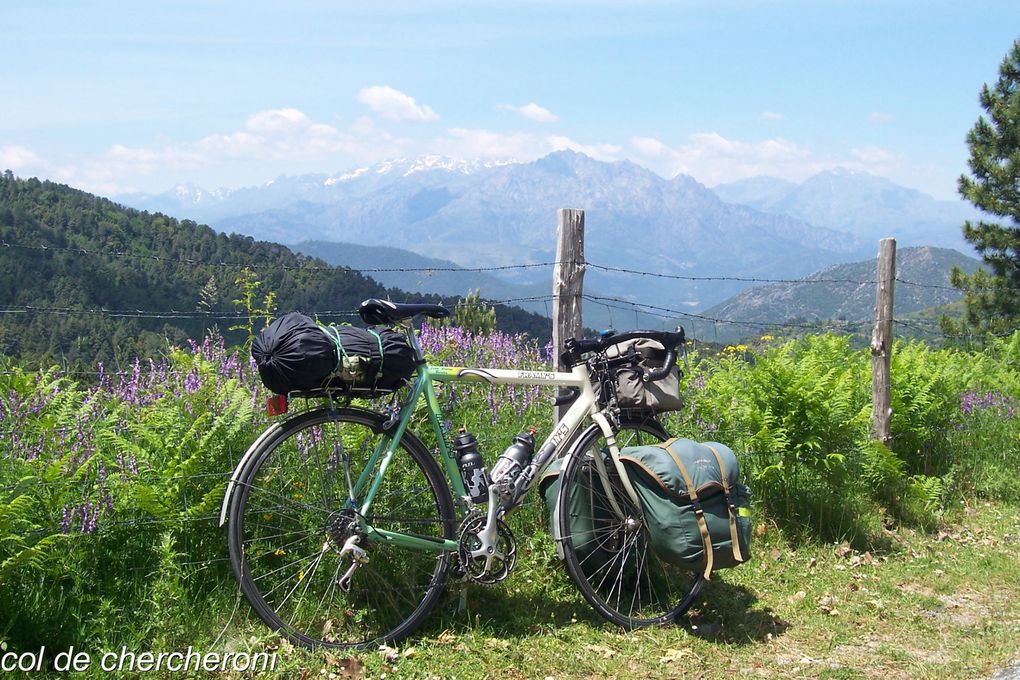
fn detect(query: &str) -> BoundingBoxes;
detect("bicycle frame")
[220,325,643,558]
[346,360,598,554]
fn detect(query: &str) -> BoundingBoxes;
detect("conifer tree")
[949,39,1020,336]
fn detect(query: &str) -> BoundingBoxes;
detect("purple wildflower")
[184,369,202,394]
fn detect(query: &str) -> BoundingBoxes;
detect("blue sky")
[1,1,1017,199]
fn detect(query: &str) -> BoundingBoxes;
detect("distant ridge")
[713,170,978,253]
[0,175,551,366]
[687,246,980,344]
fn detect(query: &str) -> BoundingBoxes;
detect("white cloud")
[497,102,559,123]
[629,132,899,185]
[437,128,539,160]
[631,136,680,160]
[435,128,621,163]
[868,111,894,124]
[356,85,439,122]
[40,107,417,194]
[22,100,916,198]
[244,108,313,134]
[760,111,784,121]
[0,145,43,170]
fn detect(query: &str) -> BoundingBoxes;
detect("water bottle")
[490,429,536,487]
[454,428,489,504]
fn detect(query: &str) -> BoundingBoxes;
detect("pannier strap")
[657,438,714,580]
[704,444,745,565]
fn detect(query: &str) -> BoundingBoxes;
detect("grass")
[83,500,1015,680]
[5,331,1020,678]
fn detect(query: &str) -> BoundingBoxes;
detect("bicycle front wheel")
[227,407,456,649]
[558,420,703,628]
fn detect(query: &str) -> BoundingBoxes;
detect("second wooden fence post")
[553,208,585,424]
[871,237,896,445]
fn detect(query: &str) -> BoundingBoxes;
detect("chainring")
[456,511,517,585]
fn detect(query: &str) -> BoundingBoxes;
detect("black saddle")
[359,298,451,325]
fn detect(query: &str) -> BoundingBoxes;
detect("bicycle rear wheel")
[227,407,456,649]
[558,419,703,628]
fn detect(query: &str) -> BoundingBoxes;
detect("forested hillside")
[0,173,549,366]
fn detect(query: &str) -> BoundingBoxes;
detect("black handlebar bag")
[599,337,684,412]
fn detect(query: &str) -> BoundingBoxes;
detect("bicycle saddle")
[359,298,451,325]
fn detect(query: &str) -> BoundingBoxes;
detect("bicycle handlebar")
[561,327,685,383]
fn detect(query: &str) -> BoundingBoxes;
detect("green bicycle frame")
[356,361,592,553]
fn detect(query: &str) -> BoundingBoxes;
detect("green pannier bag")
[542,439,751,580]
[620,438,751,578]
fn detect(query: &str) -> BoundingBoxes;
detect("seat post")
[406,315,427,364]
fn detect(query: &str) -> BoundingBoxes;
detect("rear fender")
[219,422,283,526]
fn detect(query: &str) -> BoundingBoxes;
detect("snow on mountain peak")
[170,183,227,203]
[324,167,369,186]
[322,155,519,186]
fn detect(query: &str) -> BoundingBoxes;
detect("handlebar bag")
[620,438,752,579]
[252,312,417,395]
[600,337,684,413]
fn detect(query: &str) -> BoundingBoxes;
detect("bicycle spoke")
[254,546,326,586]
[559,420,701,628]
[286,546,330,627]
[228,408,454,649]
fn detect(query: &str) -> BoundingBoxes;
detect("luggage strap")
[704,444,744,564]
[322,325,349,374]
[657,438,714,580]
[365,328,385,384]
[321,325,386,384]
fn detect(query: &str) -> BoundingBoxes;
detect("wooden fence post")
[553,208,585,424]
[871,238,896,445]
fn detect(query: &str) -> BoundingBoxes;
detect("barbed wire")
[5,237,1020,346]
[1,298,1011,342]
[0,240,562,275]
[581,294,874,332]
[2,237,975,290]
[584,262,878,286]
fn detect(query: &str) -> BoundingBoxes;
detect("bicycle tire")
[557,418,704,628]
[227,407,456,649]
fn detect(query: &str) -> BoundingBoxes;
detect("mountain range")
[117,151,983,333]
[713,170,977,253]
[119,152,871,314]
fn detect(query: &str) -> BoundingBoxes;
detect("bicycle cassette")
[457,511,517,585]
